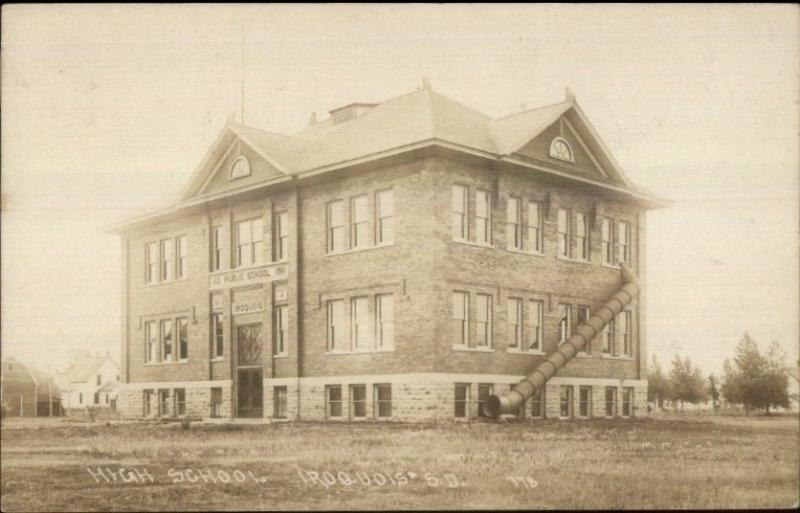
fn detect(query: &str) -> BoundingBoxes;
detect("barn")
[1,357,61,417]
[108,83,667,421]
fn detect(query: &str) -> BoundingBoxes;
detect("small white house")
[62,354,121,410]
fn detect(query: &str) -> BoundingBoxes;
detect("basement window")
[374,384,392,418]
[326,385,343,419]
[350,385,367,419]
[454,383,470,419]
[605,387,617,417]
[560,386,573,419]
[622,387,634,417]
[477,384,493,418]
[530,389,544,419]
[578,386,592,418]
[273,386,287,419]
[174,388,186,416]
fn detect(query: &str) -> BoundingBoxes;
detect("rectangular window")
[576,214,589,261]
[350,384,367,419]
[506,197,522,249]
[210,227,222,272]
[475,190,491,244]
[602,318,615,355]
[160,239,174,281]
[236,218,264,268]
[528,300,543,351]
[605,387,617,417]
[176,235,188,279]
[620,310,632,357]
[96,374,101,386]
[273,212,288,261]
[375,294,395,349]
[350,195,369,249]
[158,389,170,417]
[326,385,343,418]
[577,306,591,354]
[177,317,188,361]
[143,390,154,417]
[212,313,224,359]
[350,296,371,350]
[274,305,288,355]
[530,389,544,418]
[454,383,470,419]
[210,387,222,418]
[508,298,523,349]
[451,185,467,240]
[557,209,570,257]
[376,189,394,244]
[326,300,346,351]
[622,387,634,417]
[478,383,493,418]
[273,386,288,419]
[79,392,83,405]
[560,386,573,418]
[145,321,157,363]
[578,386,592,418]
[602,218,614,265]
[327,200,345,252]
[174,388,186,416]
[160,320,173,363]
[374,384,392,418]
[558,303,571,345]
[452,291,469,346]
[527,201,543,253]
[94,392,100,405]
[617,221,631,265]
[476,293,492,348]
[145,242,158,283]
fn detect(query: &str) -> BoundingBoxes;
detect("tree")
[725,333,791,414]
[708,374,720,409]
[762,341,790,414]
[669,355,708,410]
[721,358,743,408]
[647,356,671,409]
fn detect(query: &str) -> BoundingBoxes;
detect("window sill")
[507,348,545,355]
[210,357,224,362]
[556,255,592,266]
[325,348,395,356]
[144,360,189,366]
[209,262,277,276]
[144,276,189,288]
[601,262,622,270]
[451,345,494,353]
[599,354,634,360]
[505,247,545,257]
[451,239,495,249]
[326,242,395,257]
[273,353,289,359]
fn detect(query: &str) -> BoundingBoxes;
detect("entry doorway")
[237,368,263,418]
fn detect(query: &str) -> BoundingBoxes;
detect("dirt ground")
[1,413,798,511]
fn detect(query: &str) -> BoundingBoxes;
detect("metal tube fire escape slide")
[483,265,641,418]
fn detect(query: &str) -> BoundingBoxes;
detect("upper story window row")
[144,209,289,284]
[145,235,188,285]
[326,189,394,254]
[451,184,633,267]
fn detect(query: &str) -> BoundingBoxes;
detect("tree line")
[648,333,793,414]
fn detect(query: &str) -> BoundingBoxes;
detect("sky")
[2,4,798,376]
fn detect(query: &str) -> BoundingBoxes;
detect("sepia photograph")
[1,4,798,511]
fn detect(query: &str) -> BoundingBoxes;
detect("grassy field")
[1,413,798,511]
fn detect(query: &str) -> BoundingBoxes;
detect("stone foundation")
[118,374,646,421]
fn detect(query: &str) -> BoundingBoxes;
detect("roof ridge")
[493,99,571,121]
[428,88,493,121]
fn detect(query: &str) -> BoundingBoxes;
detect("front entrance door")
[237,368,263,418]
